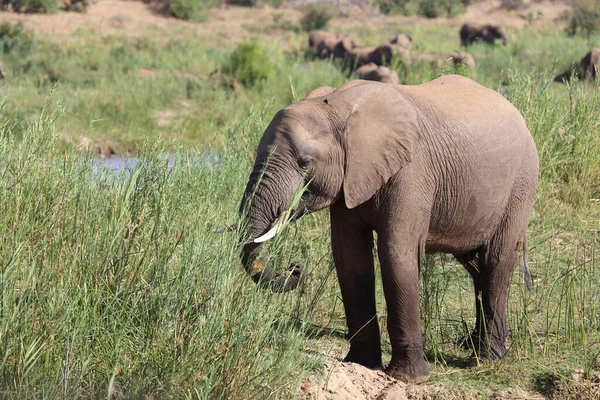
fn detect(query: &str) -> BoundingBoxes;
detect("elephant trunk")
[238,167,307,292]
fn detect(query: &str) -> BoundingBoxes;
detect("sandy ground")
[298,348,546,399]
[0,0,571,45]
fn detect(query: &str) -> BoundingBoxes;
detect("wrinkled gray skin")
[239,76,539,383]
[389,34,412,50]
[555,48,600,82]
[460,23,507,46]
[309,31,360,60]
[356,62,399,84]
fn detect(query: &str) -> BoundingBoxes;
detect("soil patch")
[300,346,545,399]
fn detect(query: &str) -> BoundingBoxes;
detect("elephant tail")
[520,236,534,292]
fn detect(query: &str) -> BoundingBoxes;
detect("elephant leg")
[378,232,430,383]
[475,211,529,360]
[473,245,517,360]
[330,203,382,369]
[453,251,485,351]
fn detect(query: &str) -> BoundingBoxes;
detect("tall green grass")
[0,100,333,398]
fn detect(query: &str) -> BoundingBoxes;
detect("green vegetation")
[299,5,334,32]
[565,0,600,38]
[377,0,466,18]
[167,0,215,21]
[0,10,599,399]
[222,41,273,87]
[0,0,87,13]
[0,22,34,54]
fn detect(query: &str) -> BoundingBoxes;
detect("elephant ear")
[341,82,419,209]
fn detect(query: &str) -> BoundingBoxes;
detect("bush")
[499,0,526,10]
[300,5,333,32]
[222,41,272,86]
[228,0,257,5]
[419,0,465,18]
[62,0,89,12]
[168,0,215,21]
[378,0,465,18]
[566,0,600,37]
[0,0,88,12]
[1,0,59,12]
[0,22,34,54]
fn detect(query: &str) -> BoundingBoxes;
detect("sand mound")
[301,361,406,399]
[298,351,545,400]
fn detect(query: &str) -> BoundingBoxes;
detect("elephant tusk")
[253,213,288,243]
[253,183,308,244]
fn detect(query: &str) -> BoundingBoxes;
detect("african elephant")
[356,62,399,84]
[389,33,412,50]
[309,30,360,60]
[412,51,475,72]
[338,40,410,70]
[555,48,600,83]
[336,39,392,68]
[443,51,476,70]
[460,23,507,46]
[238,76,539,383]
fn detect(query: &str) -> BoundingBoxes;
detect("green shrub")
[62,0,89,12]
[228,0,257,5]
[566,0,600,37]
[222,41,272,86]
[419,0,465,18]
[0,22,34,54]
[169,0,215,21]
[1,0,60,13]
[377,0,465,17]
[299,5,333,32]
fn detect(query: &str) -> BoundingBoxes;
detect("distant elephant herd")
[309,23,600,84]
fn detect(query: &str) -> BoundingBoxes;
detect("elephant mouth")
[290,202,310,221]
[253,204,309,243]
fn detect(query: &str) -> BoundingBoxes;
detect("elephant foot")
[384,346,430,384]
[469,354,489,366]
[343,349,383,370]
[384,360,430,384]
[468,338,508,361]
[460,332,508,360]
[478,342,508,360]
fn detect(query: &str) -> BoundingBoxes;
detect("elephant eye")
[298,155,313,171]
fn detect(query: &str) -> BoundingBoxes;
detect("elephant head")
[483,25,507,46]
[238,81,418,292]
[389,34,412,50]
[581,47,600,80]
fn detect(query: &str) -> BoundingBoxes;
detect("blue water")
[91,154,218,178]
